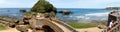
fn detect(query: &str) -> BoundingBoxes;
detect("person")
[107,11,117,27]
[109,21,113,28]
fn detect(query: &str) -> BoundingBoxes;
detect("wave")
[85,12,109,17]
[67,12,110,21]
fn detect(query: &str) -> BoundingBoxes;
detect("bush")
[0,24,5,30]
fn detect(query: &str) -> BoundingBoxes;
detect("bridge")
[0,13,78,32]
[0,13,77,32]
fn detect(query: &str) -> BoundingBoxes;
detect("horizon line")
[0,7,105,9]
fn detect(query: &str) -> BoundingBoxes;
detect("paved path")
[0,28,32,32]
[0,27,103,32]
[52,21,72,32]
[0,28,20,32]
[76,27,104,32]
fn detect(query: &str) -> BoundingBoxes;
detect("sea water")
[0,8,111,22]
[57,8,111,22]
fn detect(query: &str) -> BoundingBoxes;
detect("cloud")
[0,0,6,4]
[0,0,120,8]
[47,0,120,8]
[0,0,38,8]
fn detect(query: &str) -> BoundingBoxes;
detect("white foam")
[11,14,17,16]
[64,12,110,21]
[69,12,110,21]
[73,16,90,20]
[85,12,109,17]
[75,16,85,18]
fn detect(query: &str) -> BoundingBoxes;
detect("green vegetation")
[67,22,98,28]
[106,7,120,10]
[30,0,57,16]
[0,24,5,30]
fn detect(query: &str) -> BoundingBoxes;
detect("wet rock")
[20,8,26,13]
[58,10,72,15]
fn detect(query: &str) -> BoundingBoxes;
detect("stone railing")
[50,17,77,32]
[108,21,120,32]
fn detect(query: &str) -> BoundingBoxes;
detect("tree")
[30,0,57,16]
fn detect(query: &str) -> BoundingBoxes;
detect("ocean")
[0,8,111,22]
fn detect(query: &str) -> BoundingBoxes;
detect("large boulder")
[16,25,29,32]
[98,24,107,29]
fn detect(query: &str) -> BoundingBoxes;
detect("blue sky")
[0,0,120,8]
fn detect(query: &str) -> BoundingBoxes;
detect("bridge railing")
[108,21,120,32]
[50,17,78,32]
[103,20,120,32]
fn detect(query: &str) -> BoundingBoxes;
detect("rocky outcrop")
[58,10,72,15]
[106,7,120,10]
[9,13,77,32]
[20,8,26,13]
[30,0,57,17]
[10,0,77,32]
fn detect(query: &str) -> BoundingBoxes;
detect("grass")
[0,24,5,30]
[67,22,98,29]
[0,20,7,30]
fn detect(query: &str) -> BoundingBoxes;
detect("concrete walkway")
[0,27,103,32]
[76,27,103,32]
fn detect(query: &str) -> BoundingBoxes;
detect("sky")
[0,0,120,8]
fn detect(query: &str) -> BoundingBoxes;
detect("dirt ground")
[0,27,103,32]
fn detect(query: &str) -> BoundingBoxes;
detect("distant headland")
[105,7,120,10]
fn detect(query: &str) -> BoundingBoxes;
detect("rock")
[9,23,16,28]
[20,8,26,13]
[16,25,29,32]
[30,0,57,16]
[24,15,32,20]
[58,10,72,15]
[97,24,107,29]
